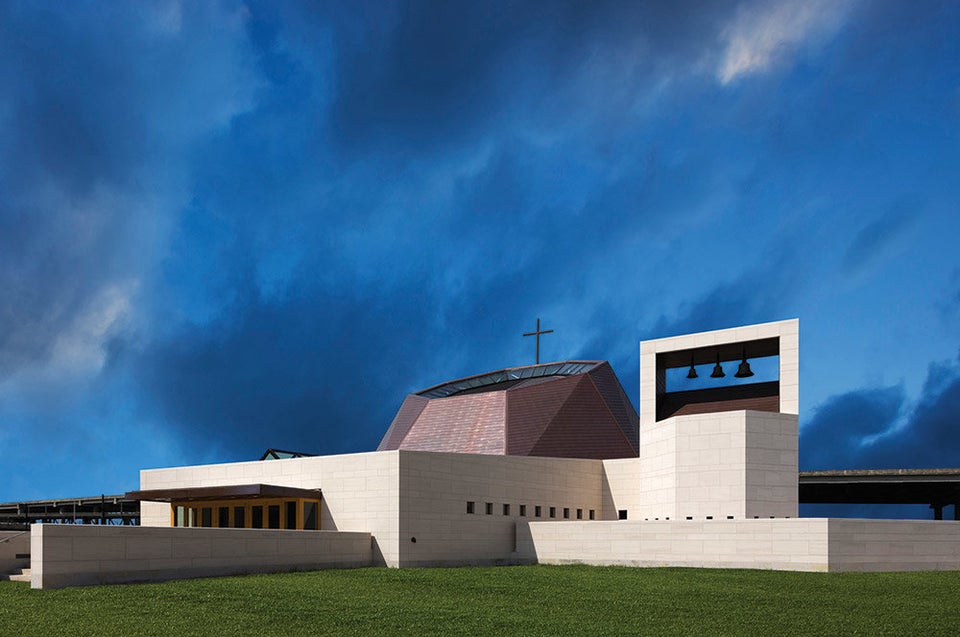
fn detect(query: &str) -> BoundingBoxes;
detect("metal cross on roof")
[523,318,554,364]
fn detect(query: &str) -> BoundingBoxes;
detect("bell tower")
[637,319,799,521]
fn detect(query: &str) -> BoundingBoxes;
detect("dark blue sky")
[1,1,959,509]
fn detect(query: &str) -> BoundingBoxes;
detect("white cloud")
[50,281,137,376]
[717,0,856,85]
[0,277,138,424]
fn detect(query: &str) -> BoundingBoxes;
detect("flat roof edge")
[125,484,323,502]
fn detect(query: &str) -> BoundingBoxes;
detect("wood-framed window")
[170,497,321,530]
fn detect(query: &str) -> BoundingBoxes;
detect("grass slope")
[2,565,960,636]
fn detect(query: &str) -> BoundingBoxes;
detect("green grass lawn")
[2,565,959,636]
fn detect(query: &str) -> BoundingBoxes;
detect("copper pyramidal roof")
[378,360,638,460]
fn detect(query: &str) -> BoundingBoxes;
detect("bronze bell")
[710,352,725,378]
[735,347,754,378]
[686,355,698,379]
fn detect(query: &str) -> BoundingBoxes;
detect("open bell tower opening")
[637,319,800,521]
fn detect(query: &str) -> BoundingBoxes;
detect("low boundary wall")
[31,524,372,589]
[827,519,960,571]
[0,531,31,575]
[518,518,960,572]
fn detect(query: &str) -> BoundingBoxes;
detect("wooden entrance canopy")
[124,484,322,503]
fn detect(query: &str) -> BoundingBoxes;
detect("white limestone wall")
[140,501,169,527]
[0,530,31,574]
[744,412,798,519]
[637,411,797,521]
[30,524,371,589]
[637,414,677,519]
[139,451,400,566]
[518,518,960,572]
[778,320,800,414]
[396,451,603,567]
[601,458,643,520]
[518,519,829,571]
[827,519,960,572]
[672,412,748,520]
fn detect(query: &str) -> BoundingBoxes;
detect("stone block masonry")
[517,518,960,572]
[30,524,372,589]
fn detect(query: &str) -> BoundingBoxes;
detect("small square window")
[576,508,583,520]
[549,507,556,518]
[485,502,493,515]
[563,508,570,519]
[503,504,510,516]
[589,509,595,520]
[467,501,475,514]
[535,506,542,518]
[519,505,526,517]
[618,509,628,520]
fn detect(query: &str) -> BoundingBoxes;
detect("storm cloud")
[1,1,958,503]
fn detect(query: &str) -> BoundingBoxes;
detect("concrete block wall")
[397,451,603,566]
[30,524,371,589]
[139,451,400,565]
[0,530,31,574]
